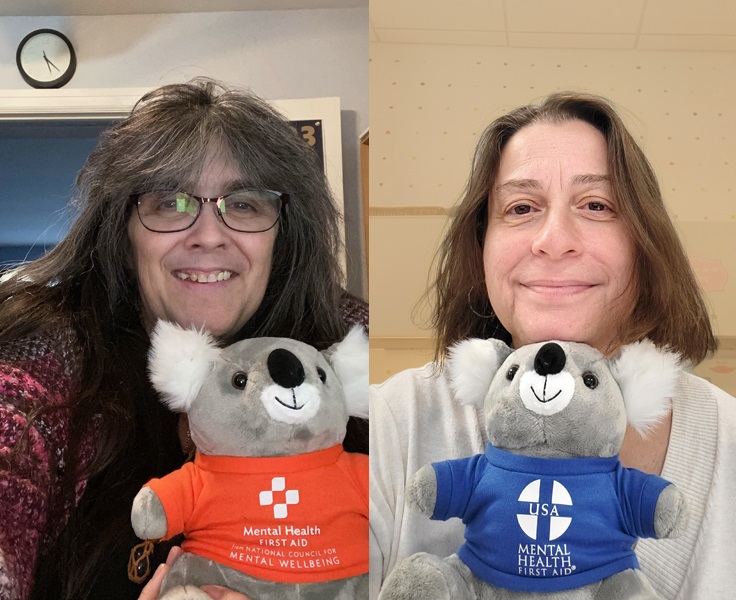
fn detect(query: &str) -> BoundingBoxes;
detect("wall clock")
[16,29,77,89]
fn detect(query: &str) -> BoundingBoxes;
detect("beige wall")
[369,42,736,393]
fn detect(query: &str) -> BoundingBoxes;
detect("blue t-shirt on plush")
[431,444,670,593]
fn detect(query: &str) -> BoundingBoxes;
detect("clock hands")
[42,51,60,74]
[18,30,76,88]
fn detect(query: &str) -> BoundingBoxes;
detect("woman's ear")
[148,320,222,412]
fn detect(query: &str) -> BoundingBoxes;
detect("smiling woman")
[370,91,736,600]
[0,78,367,600]
[127,149,280,338]
[484,119,637,352]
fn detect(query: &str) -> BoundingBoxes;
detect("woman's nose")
[531,205,581,259]
[184,202,229,247]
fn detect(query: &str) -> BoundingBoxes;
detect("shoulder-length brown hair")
[430,91,716,364]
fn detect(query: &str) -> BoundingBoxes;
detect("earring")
[179,414,197,461]
[467,286,495,319]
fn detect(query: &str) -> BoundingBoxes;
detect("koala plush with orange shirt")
[131,321,369,600]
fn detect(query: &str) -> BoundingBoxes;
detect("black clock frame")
[16,28,77,89]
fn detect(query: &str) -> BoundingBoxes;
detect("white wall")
[0,8,368,297]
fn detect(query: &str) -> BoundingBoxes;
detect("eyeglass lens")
[136,189,282,233]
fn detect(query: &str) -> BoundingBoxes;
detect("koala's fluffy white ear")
[447,338,513,406]
[148,320,222,413]
[610,339,681,437]
[323,326,369,418]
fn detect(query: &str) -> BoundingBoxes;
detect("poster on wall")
[289,119,325,172]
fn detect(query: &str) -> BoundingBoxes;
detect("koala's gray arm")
[131,487,169,540]
[654,484,689,539]
[405,464,438,517]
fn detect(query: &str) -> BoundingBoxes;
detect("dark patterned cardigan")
[0,294,368,600]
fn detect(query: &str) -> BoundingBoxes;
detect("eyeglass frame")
[129,189,290,233]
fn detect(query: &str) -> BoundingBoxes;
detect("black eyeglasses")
[131,189,289,233]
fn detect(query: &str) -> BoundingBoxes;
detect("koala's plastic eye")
[231,371,248,390]
[583,372,599,389]
[317,367,327,383]
[506,365,519,380]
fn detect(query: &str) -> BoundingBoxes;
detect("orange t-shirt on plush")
[144,444,368,583]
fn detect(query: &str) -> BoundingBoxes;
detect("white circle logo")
[516,479,573,541]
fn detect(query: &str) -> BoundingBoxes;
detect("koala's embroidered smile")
[262,382,321,422]
[275,389,303,411]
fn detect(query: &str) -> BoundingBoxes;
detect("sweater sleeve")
[0,330,84,600]
[339,292,368,334]
[369,383,407,600]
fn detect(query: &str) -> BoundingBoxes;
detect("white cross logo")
[516,479,573,541]
[259,476,300,519]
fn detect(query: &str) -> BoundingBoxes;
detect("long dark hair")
[0,78,357,598]
[429,91,716,364]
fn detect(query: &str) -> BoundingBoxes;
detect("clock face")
[17,29,76,89]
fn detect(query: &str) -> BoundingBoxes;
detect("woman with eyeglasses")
[0,78,367,600]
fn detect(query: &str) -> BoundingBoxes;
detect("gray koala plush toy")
[131,321,369,600]
[379,339,689,600]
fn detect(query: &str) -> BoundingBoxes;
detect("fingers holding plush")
[200,585,253,600]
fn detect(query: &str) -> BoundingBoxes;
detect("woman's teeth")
[176,271,232,283]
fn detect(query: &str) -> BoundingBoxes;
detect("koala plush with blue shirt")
[379,339,688,600]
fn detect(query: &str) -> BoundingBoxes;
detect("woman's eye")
[157,199,177,211]
[511,204,532,215]
[587,201,607,211]
[140,192,175,212]
[229,201,256,212]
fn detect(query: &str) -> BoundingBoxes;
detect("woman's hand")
[136,546,252,600]
[137,546,183,600]
[200,586,253,600]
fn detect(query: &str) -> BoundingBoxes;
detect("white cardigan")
[369,365,736,599]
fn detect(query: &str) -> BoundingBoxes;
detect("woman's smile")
[174,270,234,283]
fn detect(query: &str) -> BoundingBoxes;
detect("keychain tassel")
[128,540,156,584]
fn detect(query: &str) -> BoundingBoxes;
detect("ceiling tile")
[637,34,736,51]
[508,32,637,49]
[370,0,505,32]
[374,28,507,46]
[505,0,645,34]
[0,0,367,16]
[641,0,736,36]
[369,23,379,42]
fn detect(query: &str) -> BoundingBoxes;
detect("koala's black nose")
[268,349,305,389]
[534,343,566,376]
